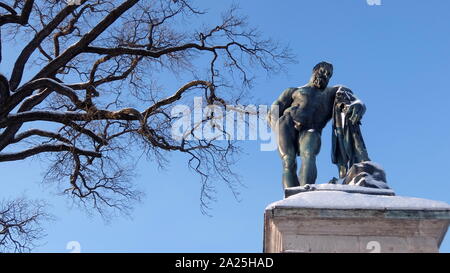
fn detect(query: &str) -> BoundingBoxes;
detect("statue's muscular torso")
[283,85,338,132]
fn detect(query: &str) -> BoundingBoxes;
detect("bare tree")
[0,0,292,236]
[0,197,49,252]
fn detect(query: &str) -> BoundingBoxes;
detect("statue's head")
[310,61,333,90]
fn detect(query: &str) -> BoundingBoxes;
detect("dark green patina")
[269,62,369,189]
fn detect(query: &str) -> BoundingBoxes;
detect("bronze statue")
[269,62,370,189]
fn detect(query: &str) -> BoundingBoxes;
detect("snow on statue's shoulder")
[267,185,450,211]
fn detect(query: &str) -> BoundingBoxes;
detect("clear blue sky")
[1,0,449,252]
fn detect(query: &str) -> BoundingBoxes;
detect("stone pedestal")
[263,185,450,253]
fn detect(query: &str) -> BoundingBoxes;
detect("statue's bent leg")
[299,129,321,186]
[277,115,300,189]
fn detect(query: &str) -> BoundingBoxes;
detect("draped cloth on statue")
[331,87,370,176]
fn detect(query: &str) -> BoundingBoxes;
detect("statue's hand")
[348,103,365,124]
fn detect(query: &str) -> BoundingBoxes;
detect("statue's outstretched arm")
[268,87,295,128]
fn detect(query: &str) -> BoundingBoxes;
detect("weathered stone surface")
[264,191,450,253]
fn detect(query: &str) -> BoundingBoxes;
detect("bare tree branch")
[0,197,49,253]
[33,0,140,80]
[11,128,71,144]
[0,143,101,162]
[0,0,34,26]
[9,1,88,91]
[0,0,294,229]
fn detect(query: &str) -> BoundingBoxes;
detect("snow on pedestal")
[263,185,450,253]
